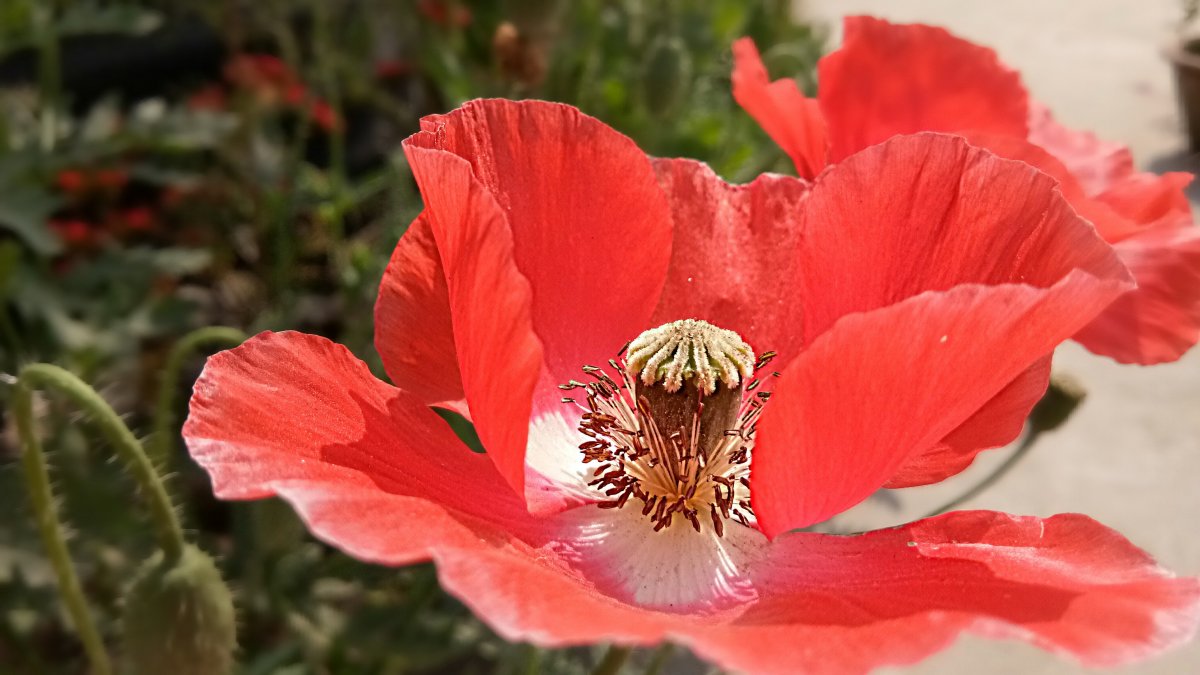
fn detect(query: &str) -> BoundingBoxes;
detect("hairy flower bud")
[642,36,692,116]
[1028,373,1086,434]
[122,544,236,675]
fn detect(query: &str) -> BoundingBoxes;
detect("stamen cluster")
[560,321,778,536]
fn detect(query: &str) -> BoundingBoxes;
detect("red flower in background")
[418,0,472,28]
[734,17,1200,365]
[184,100,1198,674]
[53,167,128,196]
[187,83,228,111]
[54,169,87,194]
[50,218,100,247]
[224,54,339,132]
[224,54,294,93]
[92,168,129,192]
[118,206,156,232]
[373,59,413,80]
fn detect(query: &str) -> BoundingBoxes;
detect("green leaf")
[0,184,62,256]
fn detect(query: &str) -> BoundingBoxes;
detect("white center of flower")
[560,319,777,536]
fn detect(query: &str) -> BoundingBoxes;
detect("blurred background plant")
[0,1,823,672]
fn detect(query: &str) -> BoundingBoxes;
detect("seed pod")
[1028,373,1087,433]
[122,544,236,675]
[642,36,692,116]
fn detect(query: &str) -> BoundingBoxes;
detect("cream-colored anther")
[625,319,754,394]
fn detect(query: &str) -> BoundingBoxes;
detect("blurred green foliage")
[0,1,823,672]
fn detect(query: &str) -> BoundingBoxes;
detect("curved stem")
[19,364,185,562]
[919,430,1043,520]
[591,645,632,675]
[14,378,113,675]
[150,326,246,470]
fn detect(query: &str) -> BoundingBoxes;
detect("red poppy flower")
[418,0,472,27]
[225,53,305,110]
[92,168,129,192]
[374,59,413,80]
[308,99,340,133]
[184,100,1198,674]
[50,218,99,247]
[187,83,228,111]
[119,206,156,232]
[733,17,1200,365]
[54,169,87,194]
[225,54,297,91]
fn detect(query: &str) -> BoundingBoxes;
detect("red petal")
[1098,171,1194,231]
[958,133,1200,364]
[649,157,811,366]
[753,280,1129,537]
[402,100,673,508]
[650,151,1064,487]
[183,330,666,627]
[1025,105,1192,233]
[185,352,1198,672]
[887,355,1051,488]
[731,38,828,179]
[374,213,467,413]
[963,132,1144,242]
[184,331,525,521]
[1028,103,1135,196]
[403,137,541,500]
[407,100,671,382]
[694,511,1200,674]
[818,17,1028,161]
[1075,225,1200,364]
[793,134,1129,345]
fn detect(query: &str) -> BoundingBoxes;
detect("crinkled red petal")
[1098,171,1194,231]
[1028,102,1135,196]
[401,100,673,510]
[818,16,1028,161]
[374,213,468,414]
[961,133,1200,364]
[791,133,1129,346]
[731,38,828,179]
[887,355,1051,488]
[1074,225,1200,364]
[183,341,1200,673]
[403,137,542,501]
[964,131,1144,242]
[649,157,811,369]
[698,511,1200,675]
[753,279,1128,536]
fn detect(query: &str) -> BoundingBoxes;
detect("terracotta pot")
[1167,38,1200,151]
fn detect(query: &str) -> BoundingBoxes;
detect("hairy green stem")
[14,376,113,675]
[643,643,674,675]
[519,643,542,675]
[35,5,62,151]
[310,0,348,252]
[267,21,313,315]
[591,645,632,675]
[919,430,1043,519]
[150,326,246,470]
[18,364,185,561]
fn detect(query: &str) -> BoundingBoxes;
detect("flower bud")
[122,544,236,675]
[642,37,692,116]
[1028,373,1086,434]
[494,21,546,88]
